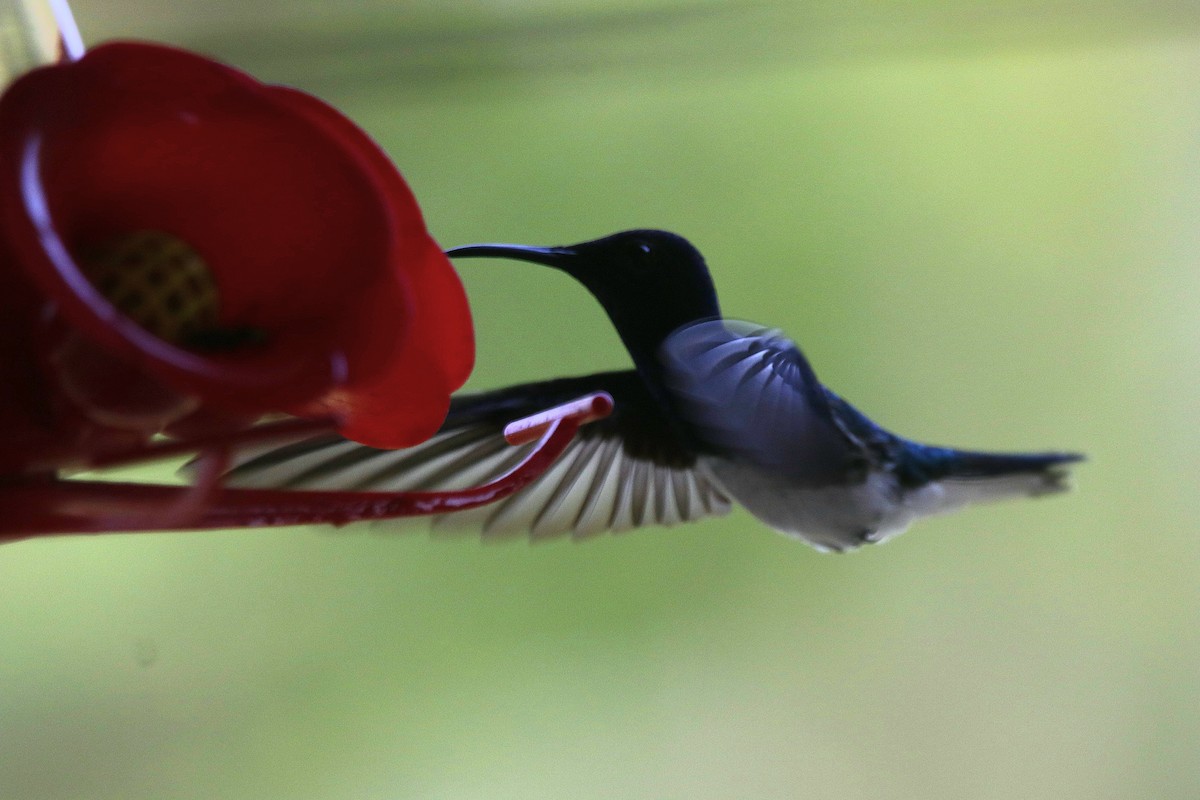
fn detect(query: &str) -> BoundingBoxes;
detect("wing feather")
[659,320,853,484]
[220,371,731,541]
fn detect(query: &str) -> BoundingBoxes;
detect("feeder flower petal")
[0,41,473,472]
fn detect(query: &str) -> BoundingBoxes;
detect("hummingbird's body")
[226,230,1080,551]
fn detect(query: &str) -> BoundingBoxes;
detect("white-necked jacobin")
[226,230,1081,552]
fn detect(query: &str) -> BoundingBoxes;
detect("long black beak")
[445,243,575,269]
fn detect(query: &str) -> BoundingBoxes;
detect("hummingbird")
[224,230,1081,552]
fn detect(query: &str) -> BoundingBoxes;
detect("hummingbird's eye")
[626,238,655,261]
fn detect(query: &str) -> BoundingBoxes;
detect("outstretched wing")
[222,371,731,540]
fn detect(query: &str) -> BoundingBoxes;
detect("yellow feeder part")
[81,230,221,346]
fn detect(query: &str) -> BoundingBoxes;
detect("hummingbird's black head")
[447,229,722,368]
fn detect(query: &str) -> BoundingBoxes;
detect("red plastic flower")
[0,36,611,541]
[0,41,473,476]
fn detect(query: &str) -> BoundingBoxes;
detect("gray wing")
[221,372,731,541]
[659,320,855,484]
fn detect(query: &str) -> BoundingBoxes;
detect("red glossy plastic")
[0,392,613,542]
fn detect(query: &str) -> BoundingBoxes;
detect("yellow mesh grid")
[82,230,220,345]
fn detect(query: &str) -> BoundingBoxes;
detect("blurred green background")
[2,1,1198,798]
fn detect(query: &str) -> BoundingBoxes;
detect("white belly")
[699,457,949,552]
